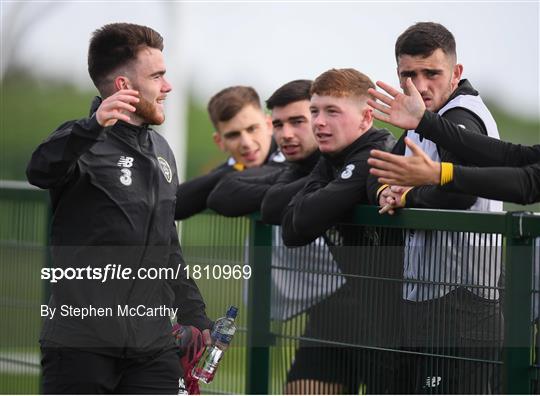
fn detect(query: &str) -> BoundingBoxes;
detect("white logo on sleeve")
[120,169,132,186]
[424,376,442,388]
[158,157,173,183]
[340,164,355,179]
[117,156,134,186]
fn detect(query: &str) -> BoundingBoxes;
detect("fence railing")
[0,181,49,394]
[241,208,540,394]
[1,180,539,394]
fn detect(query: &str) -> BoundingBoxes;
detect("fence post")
[246,216,272,394]
[39,197,52,394]
[504,211,534,394]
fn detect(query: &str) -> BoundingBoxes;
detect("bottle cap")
[226,306,238,319]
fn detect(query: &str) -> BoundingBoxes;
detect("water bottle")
[192,306,238,384]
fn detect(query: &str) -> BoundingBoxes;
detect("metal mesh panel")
[266,223,506,394]
[267,224,403,394]
[0,192,49,394]
[532,238,540,394]
[179,213,250,394]
[399,229,503,394]
[2,183,539,394]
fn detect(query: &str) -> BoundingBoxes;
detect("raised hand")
[96,89,140,127]
[368,137,441,186]
[367,78,425,130]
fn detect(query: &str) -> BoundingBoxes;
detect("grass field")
[0,374,40,394]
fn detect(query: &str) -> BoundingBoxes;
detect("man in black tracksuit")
[26,23,211,394]
[175,86,275,220]
[281,69,399,394]
[367,22,504,394]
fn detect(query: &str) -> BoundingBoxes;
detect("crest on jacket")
[158,157,172,183]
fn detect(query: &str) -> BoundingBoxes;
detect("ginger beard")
[133,94,165,125]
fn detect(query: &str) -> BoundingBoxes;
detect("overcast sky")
[2,1,539,120]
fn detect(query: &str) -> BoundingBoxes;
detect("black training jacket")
[415,110,540,204]
[261,150,321,225]
[280,127,401,346]
[27,98,212,357]
[175,141,278,220]
[367,80,491,209]
[206,150,293,216]
[282,127,396,248]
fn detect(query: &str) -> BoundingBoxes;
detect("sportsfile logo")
[117,156,134,186]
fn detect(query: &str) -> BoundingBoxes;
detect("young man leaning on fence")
[206,79,349,394]
[366,69,540,394]
[281,68,400,394]
[367,21,504,394]
[26,23,212,394]
[174,86,280,220]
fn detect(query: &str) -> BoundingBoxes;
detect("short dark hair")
[311,68,375,99]
[207,86,262,130]
[395,22,456,61]
[88,23,164,95]
[266,79,312,110]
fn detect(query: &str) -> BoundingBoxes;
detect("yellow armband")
[376,184,389,201]
[440,162,454,185]
[400,187,413,207]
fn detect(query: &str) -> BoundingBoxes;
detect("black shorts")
[396,288,503,394]
[41,346,182,394]
[286,282,400,394]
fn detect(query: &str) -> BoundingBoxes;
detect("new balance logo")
[117,156,134,186]
[424,376,442,388]
[117,156,134,168]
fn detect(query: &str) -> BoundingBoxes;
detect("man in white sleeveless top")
[367,22,503,393]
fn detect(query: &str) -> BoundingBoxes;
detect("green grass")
[0,374,40,394]
[0,77,94,182]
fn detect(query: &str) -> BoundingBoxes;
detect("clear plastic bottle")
[192,306,238,384]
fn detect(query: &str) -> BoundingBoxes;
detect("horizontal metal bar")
[0,181,48,202]
[352,206,510,233]
[273,334,502,365]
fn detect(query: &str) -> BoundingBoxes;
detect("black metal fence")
[1,181,539,394]
[0,181,49,394]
